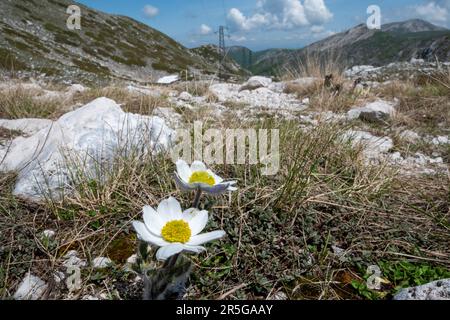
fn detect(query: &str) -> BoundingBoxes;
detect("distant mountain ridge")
[228,19,450,76]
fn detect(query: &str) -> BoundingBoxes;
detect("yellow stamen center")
[161,220,191,243]
[188,171,215,186]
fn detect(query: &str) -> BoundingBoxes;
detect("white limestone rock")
[14,273,48,300]
[241,76,272,90]
[178,91,193,101]
[153,107,183,128]
[66,84,87,95]
[0,97,175,200]
[432,136,450,146]
[344,65,381,77]
[0,118,53,136]
[343,130,394,160]
[209,83,307,110]
[348,100,396,123]
[92,257,113,269]
[400,130,421,143]
[410,58,425,64]
[394,279,450,300]
[332,246,345,257]
[157,75,179,84]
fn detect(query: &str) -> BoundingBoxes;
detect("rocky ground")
[0,60,449,300]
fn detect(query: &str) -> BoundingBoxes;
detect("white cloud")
[230,35,248,42]
[143,5,159,18]
[227,8,270,31]
[310,25,325,33]
[227,0,333,31]
[304,0,333,25]
[414,1,448,23]
[199,24,213,35]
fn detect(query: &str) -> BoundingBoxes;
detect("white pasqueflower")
[174,160,237,194]
[132,197,226,261]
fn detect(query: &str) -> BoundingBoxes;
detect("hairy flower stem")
[192,188,202,209]
[142,253,192,300]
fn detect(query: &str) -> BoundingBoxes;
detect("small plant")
[379,260,450,291]
[351,260,450,299]
[131,160,237,300]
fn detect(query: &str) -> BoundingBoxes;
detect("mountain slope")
[230,19,450,76]
[0,0,235,83]
[190,45,251,78]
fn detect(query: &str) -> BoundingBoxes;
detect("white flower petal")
[155,244,206,261]
[157,197,181,221]
[210,171,223,184]
[225,181,238,191]
[198,183,230,195]
[167,196,183,219]
[183,245,206,254]
[132,221,167,247]
[181,208,197,221]
[143,205,164,236]
[176,159,192,182]
[155,243,185,261]
[190,161,207,172]
[187,230,226,246]
[188,210,209,236]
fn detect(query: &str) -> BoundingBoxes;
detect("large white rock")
[343,130,394,160]
[14,273,48,300]
[241,76,272,90]
[394,279,450,300]
[0,97,175,200]
[157,75,179,84]
[348,100,396,123]
[0,118,53,136]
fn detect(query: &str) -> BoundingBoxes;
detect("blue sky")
[77,0,450,51]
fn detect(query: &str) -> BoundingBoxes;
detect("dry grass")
[282,51,345,83]
[374,78,450,136]
[0,87,64,119]
[280,52,367,113]
[170,81,212,97]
